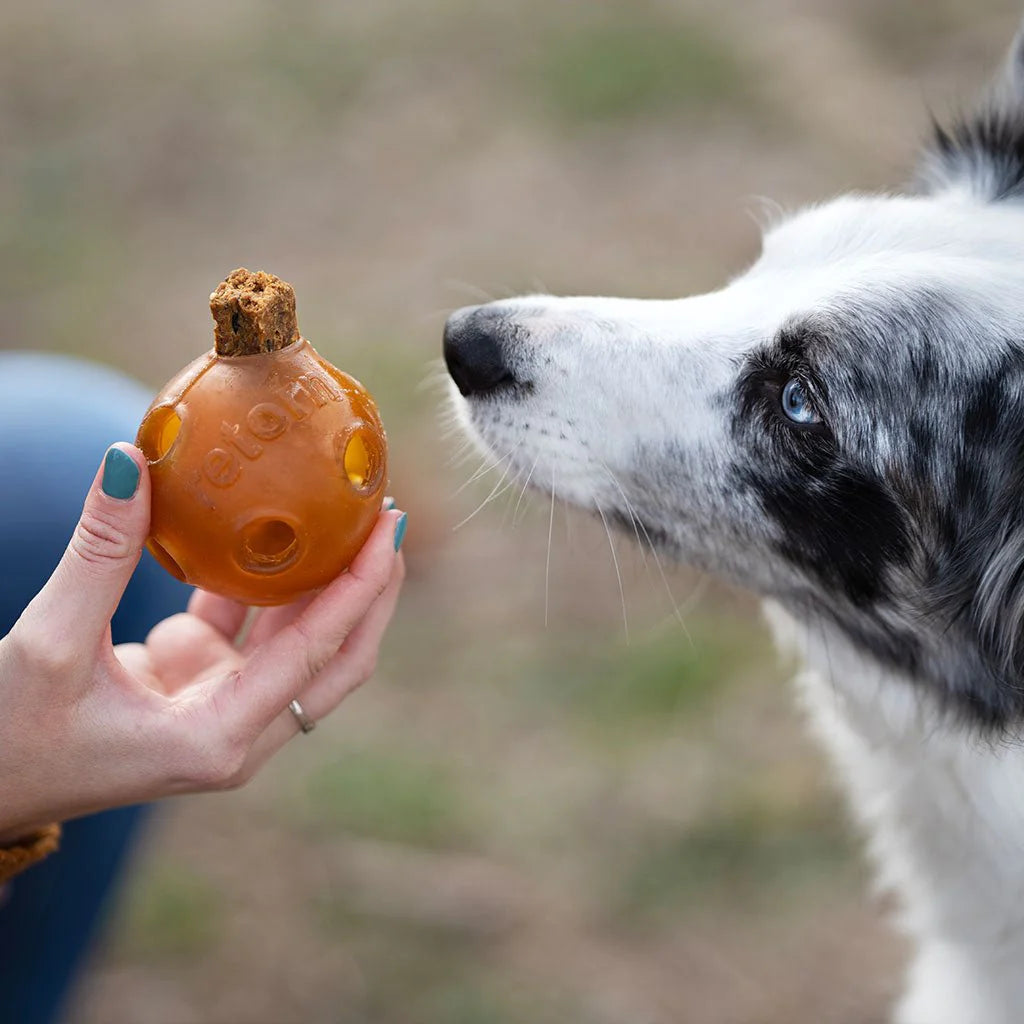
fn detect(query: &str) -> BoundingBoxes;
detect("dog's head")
[445,29,1024,728]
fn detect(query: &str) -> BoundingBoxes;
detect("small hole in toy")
[147,539,187,582]
[341,426,382,493]
[138,406,182,463]
[239,519,299,574]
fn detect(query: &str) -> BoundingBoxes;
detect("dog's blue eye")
[781,379,821,425]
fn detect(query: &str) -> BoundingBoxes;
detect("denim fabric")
[0,352,191,1024]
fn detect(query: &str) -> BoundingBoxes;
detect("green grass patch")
[114,864,223,961]
[614,798,857,925]
[528,15,752,125]
[312,904,578,1024]
[292,748,472,849]
[537,617,767,737]
[414,979,562,1024]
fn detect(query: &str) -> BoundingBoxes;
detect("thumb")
[28,444,151,651]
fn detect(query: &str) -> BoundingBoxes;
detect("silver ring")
[288,699,316,734]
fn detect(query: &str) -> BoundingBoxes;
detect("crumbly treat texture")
[210,268,301,356]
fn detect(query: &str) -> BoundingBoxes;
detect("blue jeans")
[0,353,191,1024]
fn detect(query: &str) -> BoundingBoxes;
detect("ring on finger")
[288,698,316,735]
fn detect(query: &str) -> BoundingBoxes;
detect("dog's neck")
[764,601,1024,1024]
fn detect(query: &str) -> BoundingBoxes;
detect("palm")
[114,595,238,699]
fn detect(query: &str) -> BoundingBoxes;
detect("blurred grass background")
[1,1,1019,1021]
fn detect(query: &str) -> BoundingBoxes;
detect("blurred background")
[2,1,1019,1021]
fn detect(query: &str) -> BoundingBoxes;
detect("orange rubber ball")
[136,269,388,606]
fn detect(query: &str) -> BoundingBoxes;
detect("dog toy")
[136,268,388,605]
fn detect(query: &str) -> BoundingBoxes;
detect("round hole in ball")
[138,405,183,463]
[147,539,187,582]
[238,518,300,574]
[339,424,383,493]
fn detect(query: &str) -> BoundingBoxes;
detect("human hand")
[0,444,406,844]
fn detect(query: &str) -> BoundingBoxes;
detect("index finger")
[212,508,404,735]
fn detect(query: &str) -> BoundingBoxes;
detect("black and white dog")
[444,23,1024,1024]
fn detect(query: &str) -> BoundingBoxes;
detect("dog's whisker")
[439,423,480,452]
[449,452,492,490]
[640,521,696,648]
[674,572,710,620]
[511,454,540,527]
[452,451,496,491]
[436,410,473,444]
[418,361,456,395]
[499,467,527,529]
[452,443,518,498]
[443,441,480,472]
[598,460,697,644]
[743,194,788,232]
[443,279,500,304]
[439,425,475,457]
[596,499,629,643]
[545,472,556,629]
[453,442,523,531]
[598,461,647,569]
[454,470,520,530]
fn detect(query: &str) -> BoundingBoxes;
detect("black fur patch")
[743,463,912,607]
[930,108,1024,201]
[733,326,913,608]
[728,310,1024,730]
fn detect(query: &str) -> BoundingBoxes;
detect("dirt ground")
[1,1,1018,1021]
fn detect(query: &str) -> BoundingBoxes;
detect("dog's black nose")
[443,305,517,397]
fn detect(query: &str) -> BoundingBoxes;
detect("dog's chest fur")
[767,602,1024,1024]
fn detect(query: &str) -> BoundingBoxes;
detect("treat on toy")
[136,268,388,605]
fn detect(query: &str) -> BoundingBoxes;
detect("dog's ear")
[923,517,1024,726]
[918,21,1024,202]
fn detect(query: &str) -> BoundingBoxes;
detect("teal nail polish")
[393,512,407,552]
[102,448,140,500]
[382,496,396,511]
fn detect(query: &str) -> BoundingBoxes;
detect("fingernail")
[393,512,407,552]
[382,496,396,511]
[102,447,140,500]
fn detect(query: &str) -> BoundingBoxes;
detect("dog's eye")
[781,379,821,425]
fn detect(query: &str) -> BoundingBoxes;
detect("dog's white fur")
[774,609,1024,1024]
[446,26,1024,1024]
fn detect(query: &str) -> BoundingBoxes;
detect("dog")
[443,22,1024,1024]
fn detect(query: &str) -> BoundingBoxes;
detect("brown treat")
[210,268,301,357]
